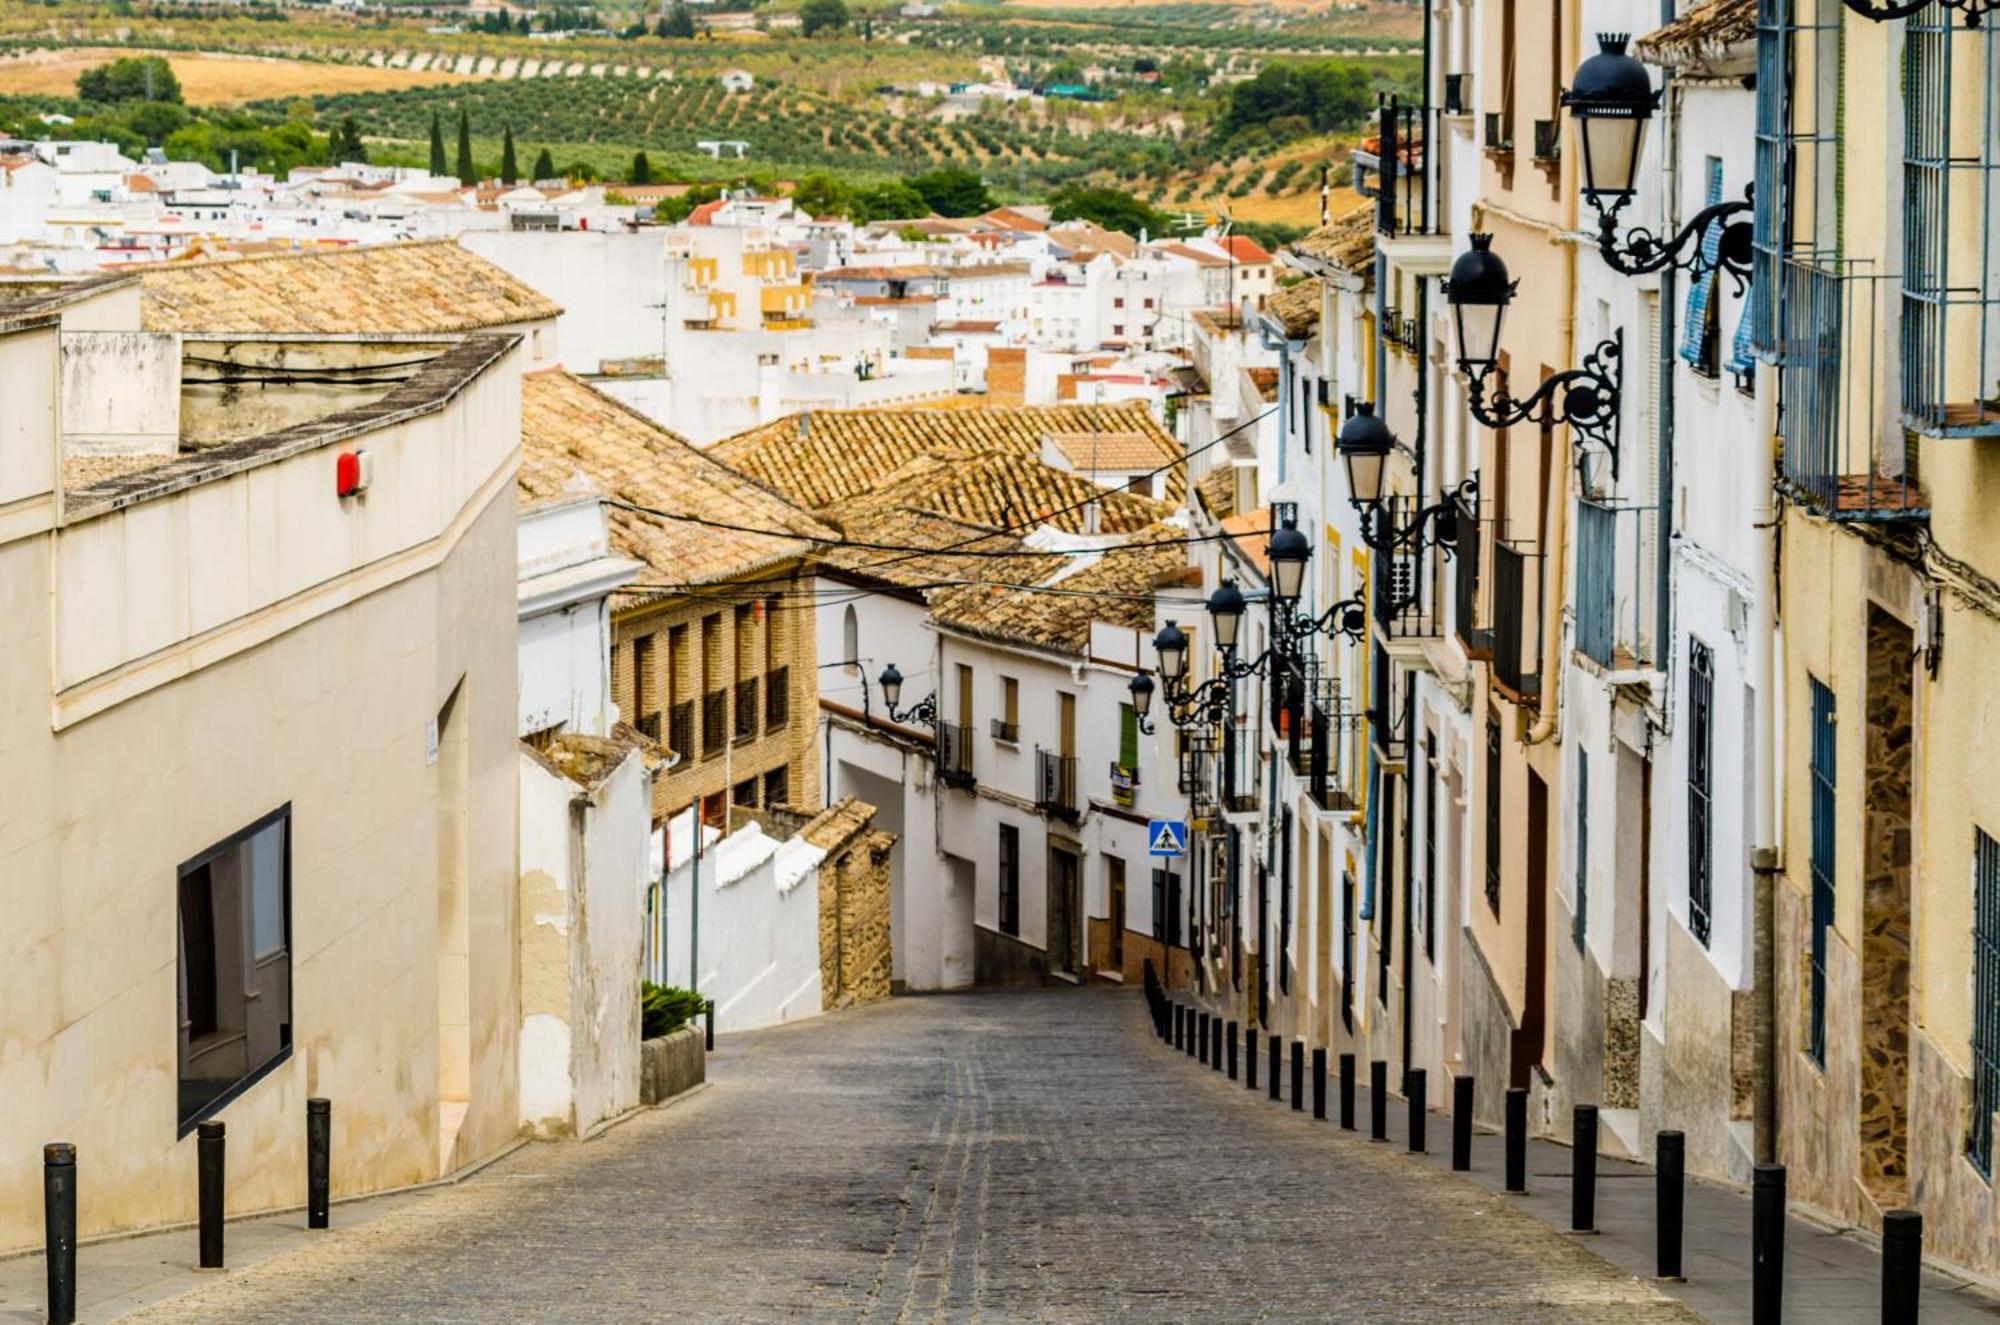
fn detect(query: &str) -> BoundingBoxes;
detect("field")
[0,46,464,105]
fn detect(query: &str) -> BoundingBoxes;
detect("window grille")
[1689,640,1715,947]
[1574,752,1590,953]
[1900,12,2000,438]
[1971,827,2000,1175]
[1808,678,1836,1066]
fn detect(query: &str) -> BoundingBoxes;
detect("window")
[1279,807,1293,994]
[178,807,292,1131]
[1689,640,1715,946]
[998,825,1020,936]
[633,635,659,741]
[762,766,789,808]
[733,777,758,808]
[994,676,1020,743]
[1485,712,1502,915]
[1971,828,2000,1175]
[1808,677,1836,1066]
[1377,783,1393,1006]
[1424,733,1438,962]
[1341,869,1355,1031]
[1678,158,1726,377]
[1113,296,1125,309]
[1107,857,1126,970]
[1115,703,1139,807]
[842,605,859,674]
[1573,751,1589,953]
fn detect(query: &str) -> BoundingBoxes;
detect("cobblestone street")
[126,990,1696,1324]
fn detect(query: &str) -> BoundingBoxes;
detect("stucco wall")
[663,818,824,1031]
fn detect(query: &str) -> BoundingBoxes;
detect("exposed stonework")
[1859,607,1915,1209]
[1776,876,1868,1227]
[1652,919,1749,1182]
[809,801,895,1010]
[1604,978,1641,1109]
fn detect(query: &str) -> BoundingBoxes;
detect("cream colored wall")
[0,323,56,515]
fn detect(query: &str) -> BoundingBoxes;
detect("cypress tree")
[454,108,474,184]
[631,150,652,184]
[427,109,447,176]
[532,147,555,181]
[500,126,518,184]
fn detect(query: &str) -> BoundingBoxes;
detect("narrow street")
[122,989,1694,1324]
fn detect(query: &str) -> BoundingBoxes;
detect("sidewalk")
[1158,1012,2000,1325]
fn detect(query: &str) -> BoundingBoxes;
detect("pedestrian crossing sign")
[1148,819,1188,857]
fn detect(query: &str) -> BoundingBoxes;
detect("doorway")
[1107,856,1127,975]
[1512,767,1549,1090]
[1860,606,1915,1207]
[1048,844,1080,978]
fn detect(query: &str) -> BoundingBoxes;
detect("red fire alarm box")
[335,449,371,497]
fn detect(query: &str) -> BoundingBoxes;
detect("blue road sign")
[1148,819,1188,857]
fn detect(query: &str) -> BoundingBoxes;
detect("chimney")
[797,408,811,439]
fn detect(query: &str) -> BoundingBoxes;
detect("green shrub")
[642,982,707,1040]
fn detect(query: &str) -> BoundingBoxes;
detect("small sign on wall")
[426,717,439,767]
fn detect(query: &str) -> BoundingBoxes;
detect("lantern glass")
[1344,447,1386,508]
[1129,671,1155,718]
[1452,299,1504,378]
[1154,622,1188,683]
[1577,113,1645,204]
[1267,520,1312,606]
[1208,581,1246,652]
[878,664,903,709]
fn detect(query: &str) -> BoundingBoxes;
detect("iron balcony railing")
[1491,540,1543,701]
[1376,494,1442,641]
[1574,499,1657,670]
[1357,97,1443,238]
[1777,258,1926,521]
[636,711,661,742]
[1483,111,1513,154]
[1443,72,1469,115]
[989,717,1019,743]
[1531,118,1560,164]
[1307,685,1362,814]
[1035,748,1079,818]
[938,720,975,789]
[1453,481,1492,658]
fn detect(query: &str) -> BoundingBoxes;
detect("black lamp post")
[1335,404,1480,555]
[876,663,937,728]
[1563,34,1753,286]
[1130,670,1159,735]
[1444,235,1625,478]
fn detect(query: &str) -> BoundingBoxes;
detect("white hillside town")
[2,5,1997,1320]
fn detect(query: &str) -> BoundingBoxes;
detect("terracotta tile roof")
[711,400,1184,512]
[1245,366,1280,403]
[518,368,833,595]
[1221,235,1275,264]
[1196,466,1238,521]
[1220,507,1273,578]
[934,319,1001,333]
[1043,429,1174,472]
[930,525,1189,656]
[1636,0,1756,67]
[1267,277,1324,339]
[1290,203,1376,277]
[816,506,1061,590]
[140,239,561,335]
[841,450,1169,536]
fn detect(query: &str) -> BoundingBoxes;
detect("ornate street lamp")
[1337,403,1395,510]
[1444,236,1625,478]
[1154,620,1189,685]
[1208,579,1247,654]
[1129,670,1158,734]
[1267,518,1312,608]
[876,663,937,727]
[1563,35,1752,285]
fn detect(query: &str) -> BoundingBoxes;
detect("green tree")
[631,150,652,184]
[910,166,990,218]
[655,181,722,223]
[500,125,518,184]
[77,56,182,105]
[850,179,927,223]
[790,171,847,219]
[124,100,190,145]
[799,0,849,36]
[532,147,556,180]
[334,116,367,163]
[1214,60,1376,144]
[428,109,448,176]
[658,2,695,37]
[454,107,475,184]
[1049,184,1171,239]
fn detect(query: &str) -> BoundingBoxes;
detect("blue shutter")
[1679,158,1725,367]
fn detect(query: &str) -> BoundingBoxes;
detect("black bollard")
[1290,1041,1304,1111]
[1174,1004,1185,1051]
[1752,1163,1785,1325]
[1212,1019,1225,1074]
[1407,1068,1427,1153]
[1227,1021,1240,1080]
[1882,1208,1921,1325]
[1339,1052,1357,1130]
[197,1120,226,1270]
[1572,1105,1598,1232]
[307,1098,331,1231]
[1268,1035,1281,1101]
[1198,1011,1209,1062]
[1504,1088,1528,1193]
[1246,1025,1259,1090]
[1370,1060,1388,1141]
[705,1000,716,1052]
[1452,1075,1474,1171]
[44,1143,76,1325]
[1656,1130,1685,1280]
[1312,1048,1328,1120]
[1186,1011,1197,1059]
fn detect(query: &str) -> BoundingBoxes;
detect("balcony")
[989,717,1019,744]
[1035,749,1078,819]
[1490,540,1543,702]
[1307,691,1363,814]
[1355,98,1442,239]
[1443,73,1469,116]
[1453,482,1493,658]
[1531,118,1560,164]
[1376,494,1443,642]
[939,721,975,789]
[636,711,661,742]
[733,677,760,743]
[1483,112,1514,157]
[1574,499,1657,672]
[1776,259,1927,521]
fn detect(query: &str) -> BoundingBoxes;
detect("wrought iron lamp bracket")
[886,693,937,729]
[1594,184,1755,294]
[1467,332,1623,478]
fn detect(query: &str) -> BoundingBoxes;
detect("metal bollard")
[1407,1068,1427,1153]
[1212,1019,1225,1074]
[705,1000,716,1052]
[1268,1035,1281,1101]
[1752,1163,1785,1325]
[1452,1075,1475,1171]
[1882,1208,1922,1325]
[1186,1010,1198,1059]
[1246,1025,1259,1090]
[1290,1041,1304,1111]
[307,1098,331,1231]
[44,1143,76,1325]
[1339,1052,1357,1130]
[1199,1012,1210,1063]
[197,1120,226,1270]
[1572,1105,1598,1232]
[1504,1088,1528,1193]
[1370,1060,1388,1141]
[1656,1130,1685,1280]
[1312,1048,1328,1120]
[1227,1021,1240,1080]
[1174,1004,1185,1051]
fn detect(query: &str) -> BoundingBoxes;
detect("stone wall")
[1859,606,1915,1208]
[1647,919,1751,1180]
[639,1026,706,1106]
[1776,875,1868,1226]
[1458,929,1519,1129]
[819,827,894,1009]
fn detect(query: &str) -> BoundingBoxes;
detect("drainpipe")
[1751,360,1782,1165]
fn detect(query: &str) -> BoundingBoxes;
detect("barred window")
[1689,640,1715,947]
[1807,678,1836,1066]
[1971,828,2000,1175]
